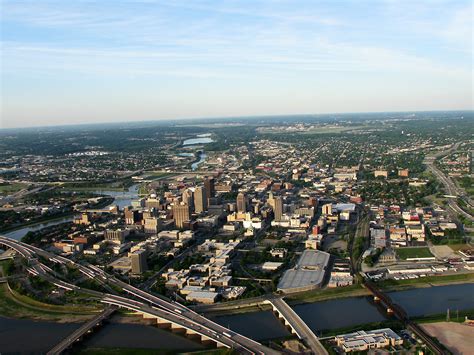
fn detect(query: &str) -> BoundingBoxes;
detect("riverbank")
[0,282,101,322]
[0,196,114,237]
[413,309,474,324]
[201,276,474,317]
[285,284,371,305]
[0,212,74,235]
[377,273,474,292]
[198,285,371,316]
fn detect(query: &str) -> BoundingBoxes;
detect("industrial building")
[277,250,329,293]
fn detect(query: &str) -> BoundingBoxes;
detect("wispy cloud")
[1,0,472,127]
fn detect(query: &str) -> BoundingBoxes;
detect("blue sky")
[1,0,472,128]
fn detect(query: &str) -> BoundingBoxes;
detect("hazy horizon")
[1,109,472,132]
[1,0,472,129]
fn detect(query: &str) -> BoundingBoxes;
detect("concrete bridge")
[47,306,117,354]
[101,295,234,349]
[265,297,328,355]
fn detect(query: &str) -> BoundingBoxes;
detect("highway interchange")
[0,235,278,355]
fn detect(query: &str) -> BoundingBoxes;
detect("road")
[270,297,328,355]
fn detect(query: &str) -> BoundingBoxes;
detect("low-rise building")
[186,291,219,304]
[335,328,403,352]
[261,261,283,271]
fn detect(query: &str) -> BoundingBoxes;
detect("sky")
[0,0,472,128]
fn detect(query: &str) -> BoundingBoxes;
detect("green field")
[286,284,370,304]
[0,182,28,195]
[396,247,434,260]
[0,283,100,321]
[377,273,474,291]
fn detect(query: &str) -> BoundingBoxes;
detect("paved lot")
[422,322,474,355]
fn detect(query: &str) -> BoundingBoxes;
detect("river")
[183,136,214,146]
[1,283,472,352]
[0,317,205,353]
[192,152,207,171]
[2,184,140,241]
[212,283,474,337]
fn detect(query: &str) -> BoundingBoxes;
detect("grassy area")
[412,309,474,324]
[61,185,126,192]
[144,172,174,179]
[396,247,434,260]
[377,273,474,291]
[0,283,101,321]
[0,212,73,234]
[286,284,370,304]
[0,182,28,195]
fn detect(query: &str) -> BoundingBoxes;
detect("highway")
[0,236,278,355]
[424,144,473,222]
[269,297,328,355]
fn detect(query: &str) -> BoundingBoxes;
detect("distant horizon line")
[1,108,472,131]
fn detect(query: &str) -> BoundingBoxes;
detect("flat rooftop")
[277,250,330,292]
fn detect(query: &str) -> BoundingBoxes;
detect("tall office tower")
[204,177,215,200]
[308,196,318,207]
[124,206,138,225]
[194,186,207,213]
[173,203,190,229]
[236,192,247,213]
[144,217,161,234]
[104,228,129,244]
[274,196,283,222]
[130,249,148,274]
[267,191,275,209]
[322,203,333,215]
[182,189,194,212]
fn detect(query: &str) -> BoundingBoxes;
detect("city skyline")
[1,0,473,128]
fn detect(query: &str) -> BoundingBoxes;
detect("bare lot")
[422,322,474,355]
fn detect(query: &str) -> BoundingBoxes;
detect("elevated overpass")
[265,297,328,355]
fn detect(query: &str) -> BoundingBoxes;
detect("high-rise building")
[267,191,275,209]
[144,217,161,234]
[236,192,247,213]
[124,206,139,225]
[204,177,215,200]
[73,213,90,225]
[274,196,283,222]
[173,203,190,229]
[194,186,207,213]
[182,189,194,212]
[130,249,148,274]
[322,203,333,215]
[104,228,129,244]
